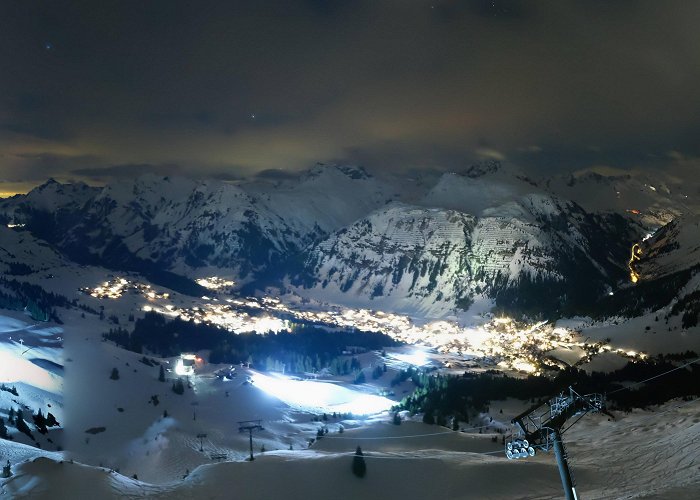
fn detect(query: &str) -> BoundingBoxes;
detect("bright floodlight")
[250,371,394,415]
[394,349,430,367]
[175,353,196,376]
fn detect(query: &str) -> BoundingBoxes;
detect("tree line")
[397,354,700,425]
[103,311,398,375]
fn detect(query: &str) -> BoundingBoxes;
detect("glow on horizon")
[250,371,394,415]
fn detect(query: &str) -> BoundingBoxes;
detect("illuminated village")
[80,276,647,376]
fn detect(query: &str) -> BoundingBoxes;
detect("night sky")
[2,0,700,194]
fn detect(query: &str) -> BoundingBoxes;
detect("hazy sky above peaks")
[2,0,700,193]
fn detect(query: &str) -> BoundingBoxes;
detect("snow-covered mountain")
[420,161,540,216]
[544,169,694,229]
[244,163,399,239]
[295,193,644,317]
[77,174,297,277]
[0,165,397,285]
[293,203,477,317]
[5,178,98,214]
[633,215,700,326]
[589,213,700,325]
[2,175,293,284]
[0,225,68,276]
[638,214,700,280]
[0,163,654,317]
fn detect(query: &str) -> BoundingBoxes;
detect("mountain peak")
[306,163,371,181]
[335,164,371,180]
[36,178,62,190]
[461,160,501,179]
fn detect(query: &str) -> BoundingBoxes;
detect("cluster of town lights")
[85,276,647,373]
[81,277,169,300]
[195,276,235,290]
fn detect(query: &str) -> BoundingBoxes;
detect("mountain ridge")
[2,163,693,319]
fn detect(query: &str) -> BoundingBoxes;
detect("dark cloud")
[71,163,184,182]
[0,153,100,183]
[1,0,700,191]
[254,169,302,181]
[208,171,245,182]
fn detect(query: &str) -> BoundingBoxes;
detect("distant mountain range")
[1,162,698,319]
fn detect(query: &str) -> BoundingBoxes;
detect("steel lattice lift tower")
[505,387,613,500]
[239,419,264,461]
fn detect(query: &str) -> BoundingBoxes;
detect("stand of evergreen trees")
[397,354,700,423]
[103,311,398,375]
[0,277,73,323]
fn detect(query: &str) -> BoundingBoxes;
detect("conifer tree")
[352,446,366,478]
[33,409,48,434]
[14,410,34,440]
[46,412,59,427]
[0,417,9,439]
[172,378,185,395]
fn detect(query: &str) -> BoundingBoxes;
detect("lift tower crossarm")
[507,387,607,500]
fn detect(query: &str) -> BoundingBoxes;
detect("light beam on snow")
[250,371,393,415]
[393,349,430,367]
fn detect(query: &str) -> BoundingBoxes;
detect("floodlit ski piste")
[249,372,394,415]
[0,313,64,481]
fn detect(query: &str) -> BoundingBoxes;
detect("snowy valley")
[0,163,698,499]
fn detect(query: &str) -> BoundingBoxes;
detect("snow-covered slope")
[4,398,698,499]
[421,161,541,216]
[0,166,399,285]
[1,178,98,215]
[638,214,700,279]
[244,163,399,241]
[296,194,643,317]
[544,169,692,229]
[0,226,68,275]
[0,165,650,316]
[295,203,476,317]
[630,214,700,328]
[83,174,296,275]
[1,175,298,281]
[0,312,64,456]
